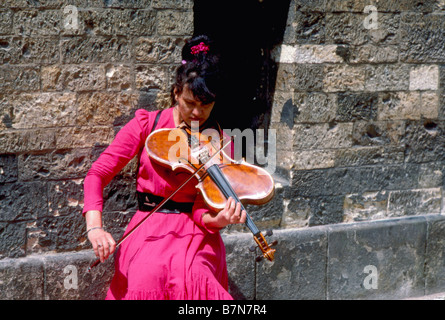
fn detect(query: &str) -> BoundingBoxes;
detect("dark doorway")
[194,0,291,133]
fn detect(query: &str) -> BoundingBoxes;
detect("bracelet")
[85,226,103,236]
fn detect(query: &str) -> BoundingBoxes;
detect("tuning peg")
[265,229,273,237]
[255,255,264,262]
[249,245,257,252]
[270,240,278,247]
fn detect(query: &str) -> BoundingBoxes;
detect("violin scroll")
[253,229,278,262]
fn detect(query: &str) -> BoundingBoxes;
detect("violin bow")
[87,138,232,272]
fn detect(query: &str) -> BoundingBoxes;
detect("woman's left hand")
[202,197,247,229]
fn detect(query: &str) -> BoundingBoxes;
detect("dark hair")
[171,35,221,106]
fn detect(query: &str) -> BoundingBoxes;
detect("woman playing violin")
[82,35,247,300]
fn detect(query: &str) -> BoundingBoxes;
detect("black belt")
[137,192,194,214]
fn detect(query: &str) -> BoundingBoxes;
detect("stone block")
[0,181,47,221]
[292,149,336,170]
[352,120,405,146]
[0,10,12,35]
[400,13,445,63]
[349,44,399,64]
[135,64,170,91]
[388,188,442,216]
[335,146,405,167]
[274,44,343,64]
[365,64,410,92]
[424,215,445,295]
[275,63,324,92]
[4,92,77,129]
[0,255,44,299]
[327,217,427,299]
[409,65,440,91]
[323,65,365,92]
[134,37,184,64]
[291,164,422,198]
[0,221,27,259]
[223,233,256,300]
[378,91,439,120]
[42,65,106,92]
[55,126,115,149]
[336,92,378,122]
[13,9,63,36]
[43,250,114,300]
[61,37,131,63]
[256,227,328,299]
[0,154,17,183]
[0,128,56,153]
[156,10,193,36]
[76,91,139,126]
[0,66,40,92]
[283,10,325,44]
[325,0,437,12]
[343,190,389,222]
[77,9,156,36]
[403,120,445,163]
[0,37,59,64]
[293,122,353,149]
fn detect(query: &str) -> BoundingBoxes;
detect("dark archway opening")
[194,0,291,134]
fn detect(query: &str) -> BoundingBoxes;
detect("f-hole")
[193,0,291,160]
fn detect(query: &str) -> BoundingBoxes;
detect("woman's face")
[174,85,215,127]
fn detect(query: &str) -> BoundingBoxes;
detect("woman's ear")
[173,87,180,102]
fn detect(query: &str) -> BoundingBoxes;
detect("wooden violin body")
[145,125,276,261]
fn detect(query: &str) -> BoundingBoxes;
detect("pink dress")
[83,107,233,300]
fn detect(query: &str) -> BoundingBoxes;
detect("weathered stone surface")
[410,65,440,91]
[0,255,44,299]
[61,37,131,63]
[134,37,184,64]
[400,13,445,63]
[44,250,113,300]
[223,233,256,300]
[0,66,40,92]
[42,65,106,92]
[387,188,442,216]
[156,10,193,36]
[0,37,59,64]
[323,65,365,92]
[293,122,353,149]
[3,92,77,129]
[0,154,17,183]
[327,217,427,299]
[403,120,445,163]
[378,91,439,120]
[256,227,327,299]
[291,164,422,198]
[425,216,445,295]
[0,129,56,154]
[336,92,378,122]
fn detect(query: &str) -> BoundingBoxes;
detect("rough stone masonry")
[0,0,445,300]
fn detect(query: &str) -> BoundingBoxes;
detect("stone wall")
[1,0,445,300]
[0,0,193,260]
[269,0,445,228]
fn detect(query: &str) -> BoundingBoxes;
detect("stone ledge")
[1,214,444,300]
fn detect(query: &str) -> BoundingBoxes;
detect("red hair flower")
[191,42,209,55]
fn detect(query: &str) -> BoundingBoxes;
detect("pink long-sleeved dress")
[83,107,233,300]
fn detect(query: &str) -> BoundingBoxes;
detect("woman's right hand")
[87,227,116,263]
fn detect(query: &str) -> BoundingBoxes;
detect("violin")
[145,123,277,262]
[87,123,277,271]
